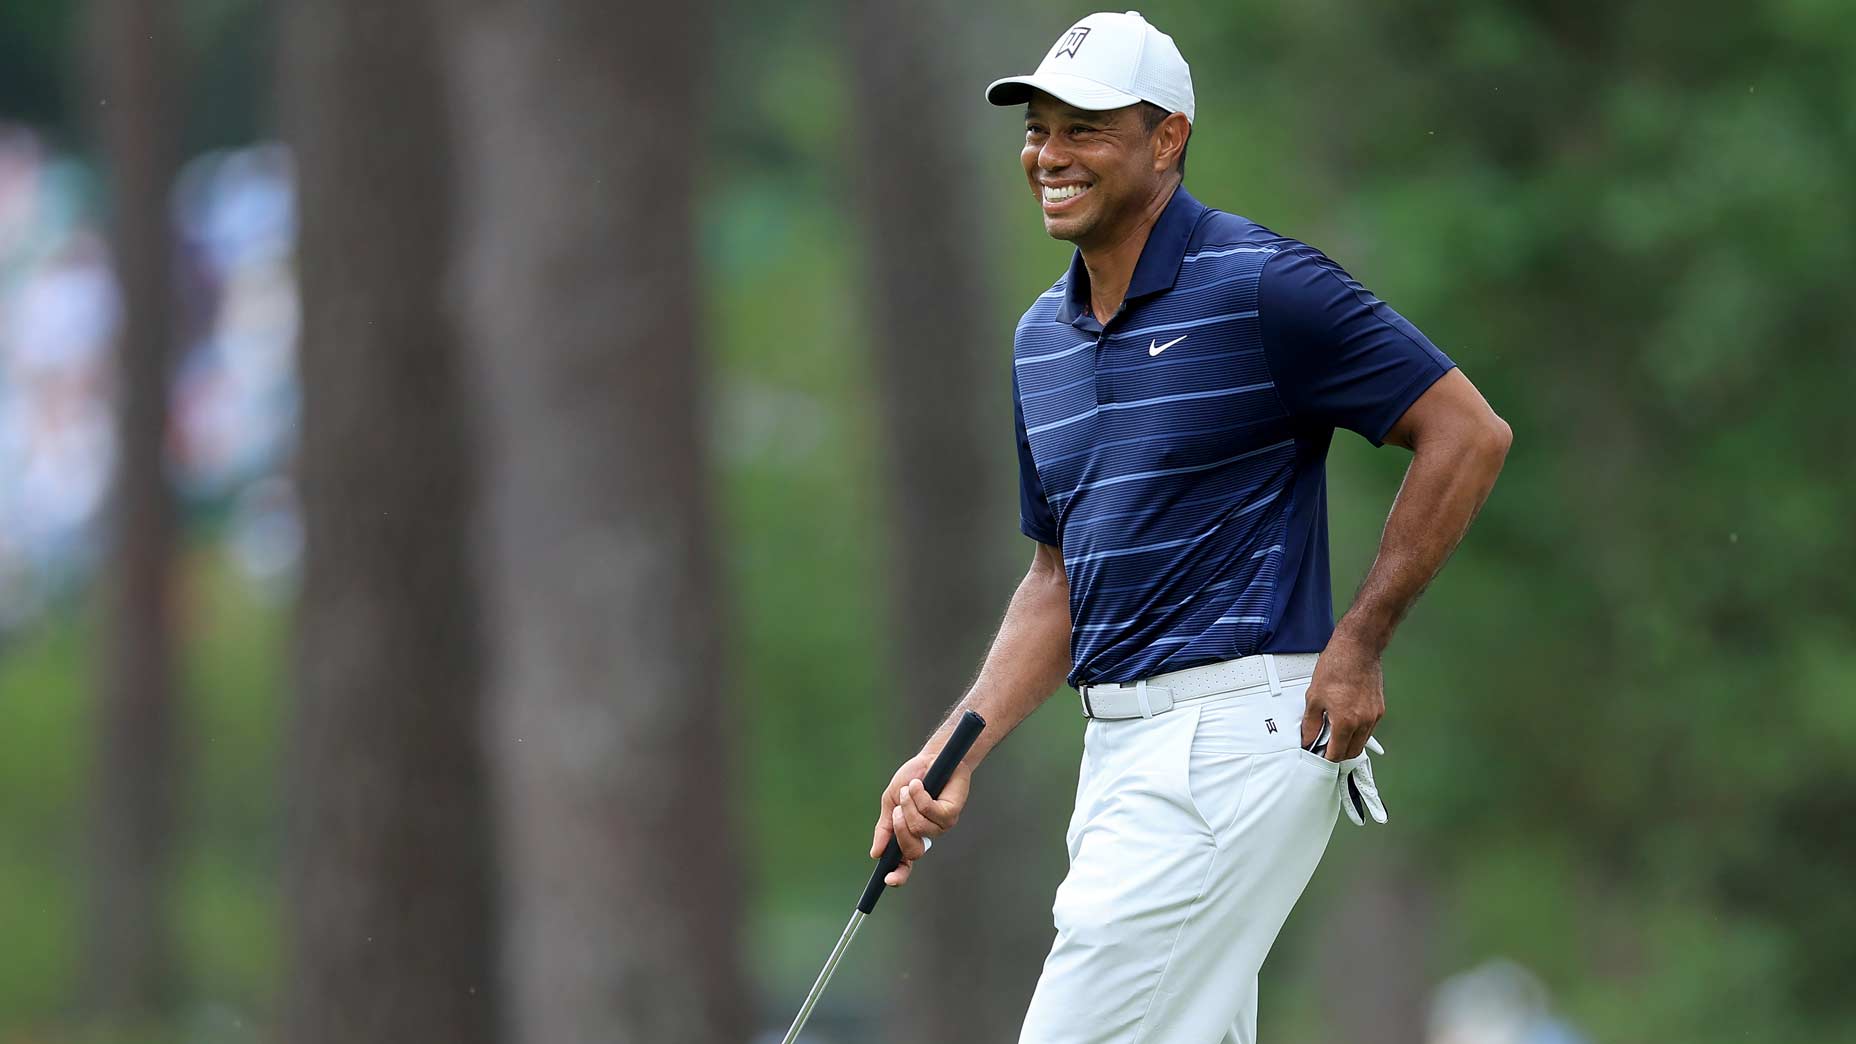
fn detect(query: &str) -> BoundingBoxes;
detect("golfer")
[871,11,1511,1041]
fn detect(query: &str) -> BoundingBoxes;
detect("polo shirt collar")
[1056,184,1207,325]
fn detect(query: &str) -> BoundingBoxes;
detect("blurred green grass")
[0,548,283,1041]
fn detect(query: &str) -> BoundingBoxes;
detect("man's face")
[1021,93,1168,246]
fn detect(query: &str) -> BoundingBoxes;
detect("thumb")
[1299,701,1325,751]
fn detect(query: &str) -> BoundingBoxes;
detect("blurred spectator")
[0,124,301,633]
[171,143,299,500]
[1429,960,1589,1044]
[0,127,118,607]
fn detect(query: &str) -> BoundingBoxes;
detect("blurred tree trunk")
[846,2,1046,1039]
[445,3,747,1041]
[84,0,181,1021]
[1315,857,1434,1044]
[280,2,500,1041]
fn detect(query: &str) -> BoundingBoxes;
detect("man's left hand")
[1299,633,1384,762]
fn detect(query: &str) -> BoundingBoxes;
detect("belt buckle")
[1079,684,1098,719]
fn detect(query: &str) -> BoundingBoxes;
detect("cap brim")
[985,72,1144,113]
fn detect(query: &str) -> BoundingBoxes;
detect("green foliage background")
[2,0,1852,1040]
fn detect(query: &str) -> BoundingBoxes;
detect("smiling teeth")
[1044,184,1088,202]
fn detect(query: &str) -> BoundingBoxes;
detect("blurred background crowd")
[1,1,1852,1043]
[0,129,297,633]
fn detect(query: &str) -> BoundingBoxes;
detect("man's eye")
[1070,125,1093,135]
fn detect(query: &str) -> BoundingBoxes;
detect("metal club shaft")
[774,711,987,1042]
[779,910,866,1044]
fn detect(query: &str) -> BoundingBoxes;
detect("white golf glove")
[1337,743,1387,826]
[1309,721,1389,826]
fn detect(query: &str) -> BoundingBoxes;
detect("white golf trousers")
[1019,680,1340,1043]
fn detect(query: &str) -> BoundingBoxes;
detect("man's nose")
[1038,141,1071,171]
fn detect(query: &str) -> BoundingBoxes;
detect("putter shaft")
[778,712,985,1042]
[780,910,866,1044]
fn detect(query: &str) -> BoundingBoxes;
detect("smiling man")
[869,10,1511,1042]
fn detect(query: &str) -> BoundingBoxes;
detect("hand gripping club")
[778,710,987,1044]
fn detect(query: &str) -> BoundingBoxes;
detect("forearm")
[1337,416,1511,653]
[923,546,1072,766]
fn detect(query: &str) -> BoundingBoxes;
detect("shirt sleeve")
[1013,372,1060,545]
[1258,247,1456,445]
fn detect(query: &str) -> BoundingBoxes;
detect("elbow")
[1477,412,1513,470]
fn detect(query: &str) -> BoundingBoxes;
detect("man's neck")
[1079,179,1180,326]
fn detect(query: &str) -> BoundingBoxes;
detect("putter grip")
[856,710,986,915]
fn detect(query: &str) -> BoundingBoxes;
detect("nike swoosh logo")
[1149,335,1187,356]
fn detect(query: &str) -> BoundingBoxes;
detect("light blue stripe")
[1183,246,1278,262]
[1051,438,1295,502]
[1025,404,1098,436]
[1037,417,1271,470]
[1065,523,1225,568]
[1077,565,1266,633]
[1085,555,1255,600]
[1019,371,1097,402]
[1019,308,1263,367]
[1166,269,1267,298]
[1078,615,1157,633]
[1073,543,1285,639]
[1106,309,1258,343]
[1071,549,1283,631]
[1015,339,1092,366]
[1099,381,1274,413]
[1031,381,1272,440]
[1065,486,1282,535]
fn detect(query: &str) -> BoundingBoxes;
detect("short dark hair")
[1138,102,1188,177]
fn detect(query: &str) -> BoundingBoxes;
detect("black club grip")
[856,710,987,915]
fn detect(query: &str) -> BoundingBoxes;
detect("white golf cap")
[986,11,1194,122]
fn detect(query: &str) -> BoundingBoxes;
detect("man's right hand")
[870,749,972,888]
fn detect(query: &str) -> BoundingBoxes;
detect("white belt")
[1078,653,1320,720]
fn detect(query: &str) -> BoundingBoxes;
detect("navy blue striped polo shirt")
[1012,186,1455,686]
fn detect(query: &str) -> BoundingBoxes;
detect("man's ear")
[1152,112,1190,172]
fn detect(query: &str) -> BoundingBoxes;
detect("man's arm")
[1300,368,1512,760]
[872,539,1071,886]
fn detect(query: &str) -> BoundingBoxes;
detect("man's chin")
[1043,213,1091,243]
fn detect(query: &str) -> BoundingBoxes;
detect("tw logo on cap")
[1052,26,1091,59]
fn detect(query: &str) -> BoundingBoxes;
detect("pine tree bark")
[281,2,500,1040]
[847,1,1053,1038]
[445,2,748,1040]
[84,0,181,1021]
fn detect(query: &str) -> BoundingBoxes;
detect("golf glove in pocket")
[1336,745,1387,826]
[1308,721,1388,826]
